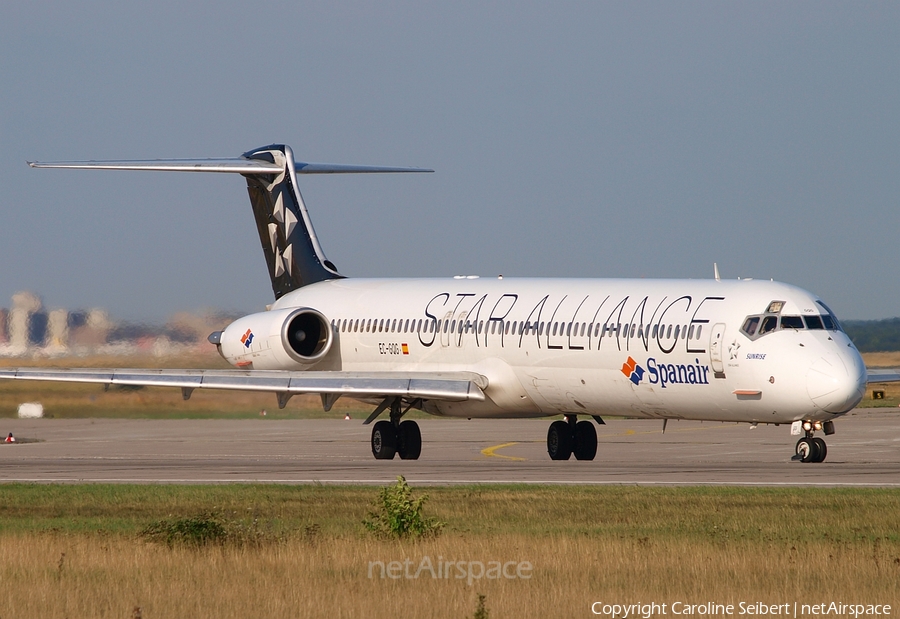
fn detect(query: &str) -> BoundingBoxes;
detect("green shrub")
[363,476,444,539]
[141,514,227,547]
[140,510,285,548]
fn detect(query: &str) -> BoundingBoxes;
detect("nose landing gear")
[792,420,833,463]
[547,415,599,461]
[794,436,827,463]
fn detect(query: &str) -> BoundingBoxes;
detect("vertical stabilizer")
[242,145,342,298]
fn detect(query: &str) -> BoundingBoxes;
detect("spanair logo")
[621,356,645,385]
[624,356,712,388]
[241,329,254,348]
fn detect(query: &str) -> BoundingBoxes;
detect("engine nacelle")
[216,307,333,370]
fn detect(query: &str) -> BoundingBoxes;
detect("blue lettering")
[647,358,659,385]
[642,357,710,388]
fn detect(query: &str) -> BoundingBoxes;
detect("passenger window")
[666,325,672,339]
[804,315,824,330]
[652,324,659,338]
[687,325,694,340]
[759,315,778,334]
[674,325,680,339]
[696,325,702,339]
[741,317,760,337]
[781,316,803,330]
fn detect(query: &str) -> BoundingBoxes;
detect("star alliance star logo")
[729,340,740,360]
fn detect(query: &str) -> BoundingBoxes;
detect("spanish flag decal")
[401,343,409,355]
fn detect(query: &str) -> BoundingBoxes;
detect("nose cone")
[807,347,866,413]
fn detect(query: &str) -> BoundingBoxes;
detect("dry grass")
[0,485,897,618]
[862,351,900,368]
[0,532,897,619]
[860,353,900,407]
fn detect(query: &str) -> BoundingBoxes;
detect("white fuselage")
[220,276,867,425]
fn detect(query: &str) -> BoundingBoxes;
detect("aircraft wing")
[867,368,900,383]
[0,368,485,407]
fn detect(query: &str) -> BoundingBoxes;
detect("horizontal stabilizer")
[29,144,432,298]
[28,158,432,175]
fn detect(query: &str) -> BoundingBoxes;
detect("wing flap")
[0,368,485,402]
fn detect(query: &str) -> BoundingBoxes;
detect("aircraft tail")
[29,144,432,299]
[242,144,341,297]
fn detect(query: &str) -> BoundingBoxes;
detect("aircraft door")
[709,322,726,378]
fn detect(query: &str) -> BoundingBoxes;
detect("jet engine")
[214,307,334,370]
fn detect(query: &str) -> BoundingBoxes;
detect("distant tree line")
[842,318,900,352]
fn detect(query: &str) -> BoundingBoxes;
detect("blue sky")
[1,2,898,321]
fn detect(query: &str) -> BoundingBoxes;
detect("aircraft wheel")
[371,420,398,460]
[573,420,597,461]
[795,437,819,463]
[547,420,573,461]
[397,420,422,460]
[812,437,827,463]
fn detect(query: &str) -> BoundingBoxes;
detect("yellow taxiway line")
[480,442,526,461]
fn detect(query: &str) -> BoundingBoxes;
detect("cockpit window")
[804,315,824,330]
[741,316,760,337]
[781,316,803,330]
[759,315,778,335]
[815,301,843,332]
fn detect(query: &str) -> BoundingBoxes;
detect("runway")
[1,408,898,486]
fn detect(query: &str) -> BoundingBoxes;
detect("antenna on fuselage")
[713,263,721,281]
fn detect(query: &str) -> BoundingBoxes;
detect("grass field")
[0,485,897,618]
[3,351,900,418]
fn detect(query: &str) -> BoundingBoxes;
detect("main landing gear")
[792,420,834,463]
[547,415,600,461]
[368,397,421,460]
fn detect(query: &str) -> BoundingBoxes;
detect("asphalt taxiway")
[0,409,898,485]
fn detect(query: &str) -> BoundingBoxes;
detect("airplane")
[3,143,898,464]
